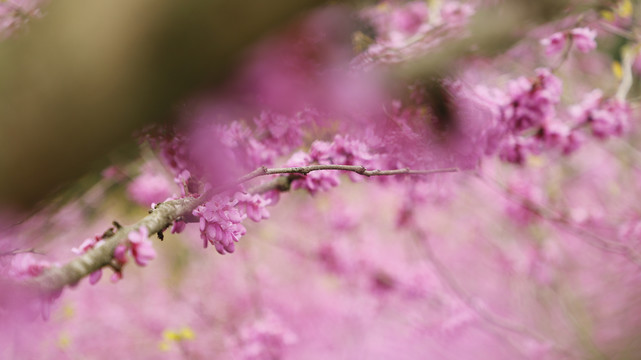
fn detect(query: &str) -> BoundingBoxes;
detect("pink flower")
[570,27,597,53]
[128,227,156,266]
[235,192,271,222]
[540,32,566,56]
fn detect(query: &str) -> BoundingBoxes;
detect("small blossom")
[88,269,103,285]
[540,32,566,56]
[570,27,597,53]
[71,236,103,255]
[171,220,186,234]
[110,271,123,283]
[114,244,128,263]
[128,227,156,266]
[235,192,271,222]
[174,169,194,197]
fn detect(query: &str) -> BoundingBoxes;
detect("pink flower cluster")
[193,192,272,255]
[502,68,562,132]
[193,197,246,254]
[478,67,589,165]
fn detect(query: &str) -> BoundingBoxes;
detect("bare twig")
[0,248,42,257]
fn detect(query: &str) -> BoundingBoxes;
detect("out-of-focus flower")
[540,32,566,56]
[128,227,156,266]
[570,27,597,53]
[570,90,630,139]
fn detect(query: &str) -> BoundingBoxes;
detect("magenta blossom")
[540,32,566,56]
[127,227,156,266]
[570,27,597,53]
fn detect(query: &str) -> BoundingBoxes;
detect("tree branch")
[28,165,458,293]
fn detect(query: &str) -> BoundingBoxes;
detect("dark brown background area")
[0,0,323,209]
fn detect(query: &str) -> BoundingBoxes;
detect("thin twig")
[0,248,42,257]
